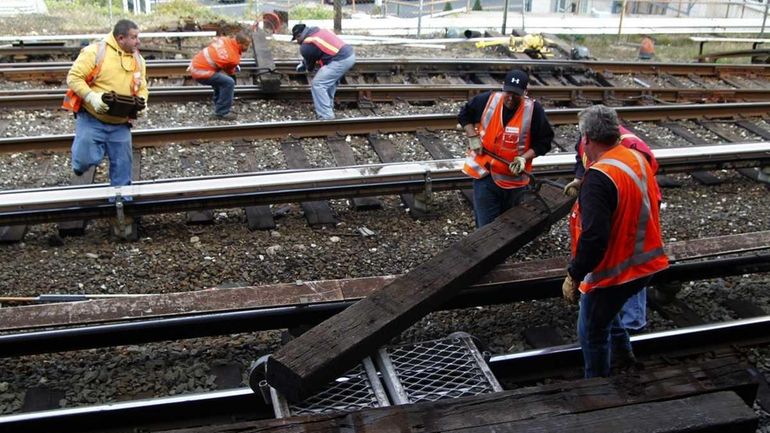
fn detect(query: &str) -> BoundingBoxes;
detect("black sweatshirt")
[457,91,554,157]
[567,168,618,283]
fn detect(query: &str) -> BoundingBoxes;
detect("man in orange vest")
[188,31,251,120]
[64,19,148,188]
[562,105,669,378]
[292,23,355,120]
[458,69,554,227]
[564,125,662,334]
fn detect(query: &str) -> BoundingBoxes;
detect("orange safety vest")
[62,41,143,112]
[462,93,535,189]
[302,29,346,66]
[578,125,662,202]
[188,37,242,80]
[568,145,669,294]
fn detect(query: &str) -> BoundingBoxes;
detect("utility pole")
[417,0,423,37]
[521,0,525,32]
[333,0,342,33]
[501,0,509,34]
[617,0,627,42]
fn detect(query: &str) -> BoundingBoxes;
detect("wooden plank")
[326,135,381,210]
[0,225,27,243]
[251,29,281,93]
[367,133,429,219]
[415,129,473,205]
[660,122,722,186]
[58,166,96,236]
[21,386,65,412]
[235,144,275,230]
[180,155,214,224]
[522,325,564,348]
[2,230,769,332]
[281,139,337,227]
[736,119,770,140]
[264,184,574,402]
[724,298,767,318]
[178,358,758,433]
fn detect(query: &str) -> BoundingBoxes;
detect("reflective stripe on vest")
[303,29,345,56]
[63,41,143,112]
[62,41,107,112]
[583,150,665,286]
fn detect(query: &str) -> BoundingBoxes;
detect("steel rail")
[2,58,769,81]
[1,102,768,153]
[0,252,768,358]
[3,85,769,110]
[0,142,768,226]
[2,315,769,433]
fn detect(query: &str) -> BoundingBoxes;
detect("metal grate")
[376,333,502,404]
[270,357,389,418]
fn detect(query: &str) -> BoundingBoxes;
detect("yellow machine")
[475,33,552,58]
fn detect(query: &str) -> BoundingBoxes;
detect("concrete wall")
[0,0,48,16]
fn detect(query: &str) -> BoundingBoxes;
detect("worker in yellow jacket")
[64,19,148,187]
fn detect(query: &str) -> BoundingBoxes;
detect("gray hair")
[578,105,620,146]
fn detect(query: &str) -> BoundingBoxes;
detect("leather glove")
[562,273,580,304]
[508,156,527,175]
[85,91,108,114]
[295,62,307,73]
[136,107,146,118]
[563,178,582,197]
[467,135,481,151]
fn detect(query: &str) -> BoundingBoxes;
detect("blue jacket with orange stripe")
[298,27,354,73]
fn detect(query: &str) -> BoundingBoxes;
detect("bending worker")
[458,69,553,227]
[188,31,251,120]
[564,124,662,334]
[63,19,148,187]
[562,105,669,378]
[292,23,355,120]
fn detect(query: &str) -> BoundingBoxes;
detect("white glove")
[563,178,582,197]
[235,65,241,73]
[508,156,527,175]
[467,135,481,151]
[295,62,307,73]
[85,92,108,114]
[136,107,146,118]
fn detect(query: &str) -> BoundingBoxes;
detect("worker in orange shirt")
[188,31,251,120]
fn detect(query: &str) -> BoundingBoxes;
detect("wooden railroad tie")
[263,184,575,402]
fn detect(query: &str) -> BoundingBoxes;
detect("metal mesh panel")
[286,359,385,416]
[383,336,499,404]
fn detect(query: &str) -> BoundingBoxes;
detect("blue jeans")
[472,175,527,228]
[311,53,355,120]
[619,287,647,331]
[197,72,235,116]
[578,276,650,378]
[71,110,132,187]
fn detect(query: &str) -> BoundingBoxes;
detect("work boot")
[73,169,84,177]
[210,112,237,121]
[612,348,642,372]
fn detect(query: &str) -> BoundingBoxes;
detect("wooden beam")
[173,357,758,432]
[1,230,768,332]
[251,29,281,93]
[281,139,337,227]
[264,185,574,402]
[57,166,96,236]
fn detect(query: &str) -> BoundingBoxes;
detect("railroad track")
[1,315,767,433]
[1,59,769,109]
[0,102,768,238]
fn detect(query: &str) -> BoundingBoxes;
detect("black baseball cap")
[291,24,306,41]
[502,69,529,95]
